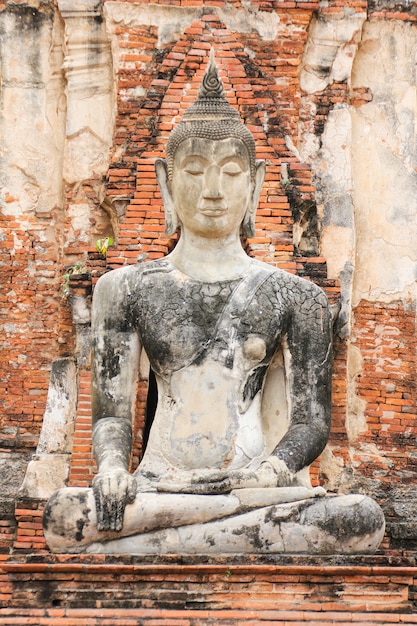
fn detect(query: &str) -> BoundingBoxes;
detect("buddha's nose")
[203,165,223,199]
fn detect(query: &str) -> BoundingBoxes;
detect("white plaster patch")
[321,225,354,280]
[64,129,111,183]
[58,3,115,189]
[346,344,368,442]
[105,3,203,48]
[301,105,355,334]
[67,203,91,241]
[0,9,66,223]
[104,2,279,47]
[320,107,353,197]
[319,445,345,492]
[300,13,366,95]
[37,358,78,454]
[120,86,146,101]
[331,42,357,83]
[218,5,279,41]
[350,21,417,304]
[19,454,71,500]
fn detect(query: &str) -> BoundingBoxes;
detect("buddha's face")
[170,137,252,239]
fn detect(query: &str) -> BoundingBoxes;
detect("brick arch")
[105,14,325,278]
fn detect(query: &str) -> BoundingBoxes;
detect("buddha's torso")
[124,260,288,480]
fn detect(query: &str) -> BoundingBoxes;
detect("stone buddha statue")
[43,51,385,554]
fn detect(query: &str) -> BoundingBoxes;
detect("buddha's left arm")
[270,279,333,476]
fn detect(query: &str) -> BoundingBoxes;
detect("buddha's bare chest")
[133,271,285,376]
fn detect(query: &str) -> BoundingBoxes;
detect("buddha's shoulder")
[251,259,327,302]
[96,259,173,289]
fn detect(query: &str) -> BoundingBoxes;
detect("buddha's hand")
[92,468,137,532]
[179,457,293,495]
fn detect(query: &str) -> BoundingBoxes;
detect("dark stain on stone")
[75,492,89,506]
[75,509,90,543]
[303,497,384,539]
[242,364,268,403]
[232,523,270,551]
[0,5,53,87]
[2,4,52,30]
[368,0,417,15]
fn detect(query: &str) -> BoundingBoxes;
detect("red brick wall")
[350,301,417,475]
[1,554,416,616]
[0,214,62,451]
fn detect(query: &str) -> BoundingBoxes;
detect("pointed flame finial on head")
[198,47,224,99]
[180,47,240,124]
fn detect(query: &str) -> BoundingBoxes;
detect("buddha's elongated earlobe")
[242,160,265,238]
[155,158,179,236]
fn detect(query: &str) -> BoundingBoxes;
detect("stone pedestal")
[0,554,416,623]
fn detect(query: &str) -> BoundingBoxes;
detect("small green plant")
[96,236,113,256]
[225,569,232,578]
[61,261,87,300]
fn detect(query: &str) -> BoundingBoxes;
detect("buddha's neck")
[167,230,251,282]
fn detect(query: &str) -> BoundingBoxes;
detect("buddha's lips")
[200,205,228,216]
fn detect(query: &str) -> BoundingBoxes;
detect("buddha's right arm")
[90,268,140,530]
[91,268,140,430]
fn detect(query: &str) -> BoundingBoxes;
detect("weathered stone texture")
[0,0,416,560]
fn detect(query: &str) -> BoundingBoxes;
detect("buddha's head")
[155,49,265,238]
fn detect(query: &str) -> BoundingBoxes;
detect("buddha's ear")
[242,160,265,238]
[155,158,179,236]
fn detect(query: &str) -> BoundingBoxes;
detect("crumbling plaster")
[0,0,116,254]
[0,5,65,220]
[19,358,77,499]
[104,1,280,49]
[8,0,282,252]
[2,5,414,307]
[300,12,417,310]
[299,11,417,494]
[298,9,366,338]
[351,19,417,306]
